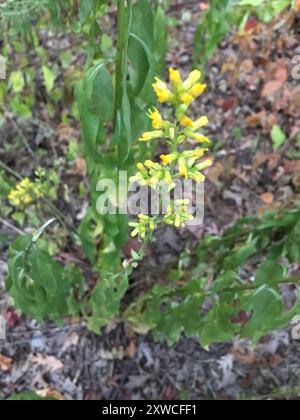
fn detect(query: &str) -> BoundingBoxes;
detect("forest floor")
[1,2,300,400]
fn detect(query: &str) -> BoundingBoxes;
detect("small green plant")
[4,0,168,332]
[6,219,84,324]
[271,124,287,150]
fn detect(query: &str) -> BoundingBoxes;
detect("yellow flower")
[136,162,148,177]
[8,177,43,207]
[152,77,174,103]
[196,158,213,171]
[180,116,193,127]
[129,214,156,239]
[178,157,188,179]
[169,68,182,89]
[160,153,177,166]
[183,69,201,91]
[192,115,209,129]
[144,160,156,169]
[189,158,213,182]
[139,130,163,142]
[188,132,211,144]
[189,83,207,98]
[184,148,208,159]
[164,199,193,228]
[164,171,174,185]
[190,172,206,182]
[180,93,194,105]
[147,107,164,129]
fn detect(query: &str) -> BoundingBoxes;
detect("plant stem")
[114,0,126,127]
[178,276,300,299]
[219,276,300,294]
[0,160,22,181]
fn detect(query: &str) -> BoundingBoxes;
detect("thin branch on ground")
[0,217,25,236]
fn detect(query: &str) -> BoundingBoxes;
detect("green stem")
[178,276,300,299]
[0,160,22,181]
[114,0,127,128]
[219,275,300,295]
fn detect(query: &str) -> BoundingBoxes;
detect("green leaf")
[10,97,32,119]
[254,260,284,286]
[200,303,238,347]
[128,0,154,100]
[79,0,95,23]
[42,65,56,93]
[224,241,257,270]
[10,70,25,93]
[8,391,55,401]
[32,218,56,242]
[90,65,114,123]
[88,271,129,333]
[153,6,167,75]
[6,226,82,325]
[271,125,287,150]
[241,287,284,342]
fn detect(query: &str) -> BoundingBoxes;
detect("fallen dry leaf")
[215,96,238,111]
[260,192,274,204]
[244,17,258,32]
[199,2,209,10]
[246,111,266,127]
[75,158,87,176]
[126,340,137,359]
[60,332,79,353]
[240,59,254,74]
[261,80,283,97]
[269,354,283,368]
[57,123,78,142]
[283,160,300,173]
[0,354,13,371]
[233,349,262,365]
[31,354,64,372]
[292,173,300,190]
[37,389,65,401]
[206,162,224,183]
[290,125,300,139]
[253,152,281,171]
[275,67,288,84]
[294,0,300,11]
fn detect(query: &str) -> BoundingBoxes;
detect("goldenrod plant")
[8,177,43,207]
[5,0,169,334]
[129,68,212,240]
[4,0,300,351]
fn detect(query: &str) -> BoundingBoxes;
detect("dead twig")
[0,217,25,236]
[4,111,36,159]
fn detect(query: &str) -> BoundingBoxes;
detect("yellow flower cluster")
[8,177,43,206]
[130,160,175,190]
[129,68,213,240]
[152,68,207,109]
[129,215,156,239]
[164,199,194,228]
